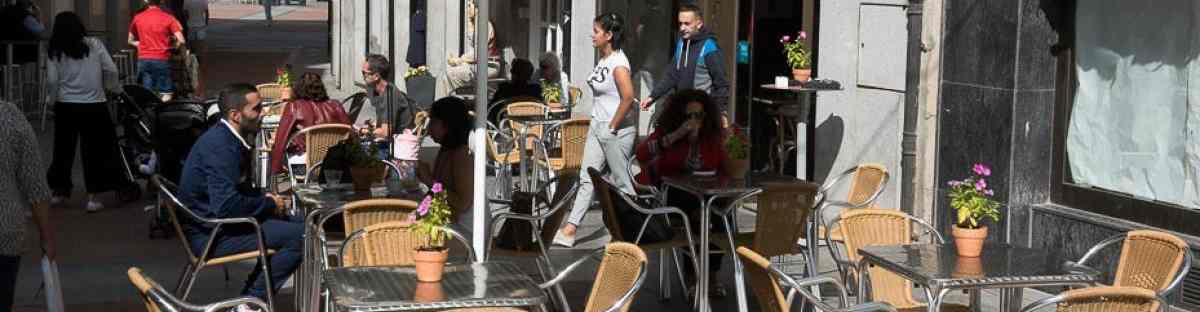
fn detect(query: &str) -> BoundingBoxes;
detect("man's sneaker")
[552,230,576,247]
[85,201,104,213]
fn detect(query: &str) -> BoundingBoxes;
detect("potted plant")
[781,31,813,82]
[276,64,294,101]
[323,136,386,191]
[723,126,750,178]
[947,163,1001,257]
[414,182,453,282]
[405,66,435,107]
[542,80,564,110]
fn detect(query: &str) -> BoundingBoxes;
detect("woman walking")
[45,11,122,212]
[554,12,638,247]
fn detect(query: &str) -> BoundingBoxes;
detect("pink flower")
[984,189,995,196]
[974,179,988,192]
[418,196,432,215]
[781,35,791,42]
[798,31,808,40]
[972,163,991,177]
[947,180,962,187]
[431,182,444,194]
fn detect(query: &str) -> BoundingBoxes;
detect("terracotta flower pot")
[792,68,812,82]
[951,225,988,257]
[414,249,449,282]
[350,165,385,191]
[413,281,445,303]
[724,158,750,179]
[952,256,984,278]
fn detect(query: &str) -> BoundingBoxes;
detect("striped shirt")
[0,101,51,255]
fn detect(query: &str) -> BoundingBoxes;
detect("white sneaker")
[85,195,103,213]
[231,303,262,312]
[552,230,576,247]
[50,196,66,206]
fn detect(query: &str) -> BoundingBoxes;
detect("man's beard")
[239,118,261,140]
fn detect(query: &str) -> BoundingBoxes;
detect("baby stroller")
[109,85,162,202]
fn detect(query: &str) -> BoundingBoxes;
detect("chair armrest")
[711,189,763,217]
[201,296,271,312]
[539,249,605,289]
[838,302,899,312]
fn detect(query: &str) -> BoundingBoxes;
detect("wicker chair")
[535,118,590,178]
[736,247,897,312]
[829,208,968,312]
[256,83,284,102]
[806,164,890,287]
[1075,230,1192,296]
[504,101,551,150]
[128,267,271,312]
[317,199,418,267]
[151,175,277,311]
[283,124,353,186]
[338,221,477,266]
[538,242,649,312]
[487,177,580,312]
[1018,286,1163,312]
[590,168,699,301]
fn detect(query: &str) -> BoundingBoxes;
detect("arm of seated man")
[203,148,276,219]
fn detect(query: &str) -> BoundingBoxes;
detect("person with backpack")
[639,4,731,123]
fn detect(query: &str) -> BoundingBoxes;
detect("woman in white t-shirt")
[554,12,638,247]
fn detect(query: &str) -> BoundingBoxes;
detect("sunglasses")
[686,111,705,120]
[362,70,375,77]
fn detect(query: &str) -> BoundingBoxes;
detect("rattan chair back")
[347,221,425,266]
[584,242,648,312]
[1114,230,1190,292]
[291,123,353,169]
[556,118,590,171]
[738,247,792,312]
[486,128,521,165]
[836,208,920,308]
[340,199,418,265]
[846,163,888,206]
[755,182,819,258]
[256,83,284,101]
[1048,286,1160,312]
[505,101,549,148]
[569,86,583,106]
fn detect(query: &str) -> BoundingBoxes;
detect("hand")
[373,125,391,139]
[267,193,287,216]
[40,232,56,261]
[639,97,654,110]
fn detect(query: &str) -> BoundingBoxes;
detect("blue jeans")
[138,59,173,94]
[189,217,304,300]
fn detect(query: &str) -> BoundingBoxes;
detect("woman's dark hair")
[294,72,330,102]
[594,12,626,50]
[48,12,89,60]
[655,89,722,140]
[429,96,471,148]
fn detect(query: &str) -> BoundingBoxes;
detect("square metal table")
[323,262,548,311]
[293,183,426,312]
[857,244,1100,312]
[662,172,802,312]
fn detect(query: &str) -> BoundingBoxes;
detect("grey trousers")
[566,120,636,226]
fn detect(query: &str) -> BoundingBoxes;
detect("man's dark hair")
[219,83,258,119]
[365,54,392,81]
[679,4,703,20]
[510,58,534,84]
[594,12,627,50]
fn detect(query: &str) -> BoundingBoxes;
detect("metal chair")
[736,247,898,312]
[503,101,551,151]
[829,208,968,312]
[534,118,589,180]
[538,242,649,312]
[487,176,580,312]
[319,199,419,267]
[804,164,890,286]
[283,124,354,187]
[1075,230,1192,297]
[151,175,276,311]
[1019,286,1164,312]
[590,168,700,302]
[339,221,477,265]
[128,267,271,312]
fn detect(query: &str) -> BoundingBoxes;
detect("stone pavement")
[9,2,1061,311]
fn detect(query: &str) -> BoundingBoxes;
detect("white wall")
[568,0,596,117]
[816,0,909,209]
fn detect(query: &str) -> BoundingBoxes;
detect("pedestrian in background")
[129,0,186,102]
[45,11,124,213]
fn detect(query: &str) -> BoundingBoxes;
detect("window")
[1061,0,1200,209]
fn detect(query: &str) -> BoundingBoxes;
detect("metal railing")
[1,40,48,128]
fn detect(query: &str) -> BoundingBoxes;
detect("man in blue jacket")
[178,83,299,305]
[640,4,732,120]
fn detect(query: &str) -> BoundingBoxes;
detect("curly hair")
[654,89,723,140]
[294,72,329,102]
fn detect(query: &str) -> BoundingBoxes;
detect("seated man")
[178,83,300,307]
[488,58,541,125]
[440,0,499,94]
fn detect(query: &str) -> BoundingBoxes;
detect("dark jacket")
[648,27,731,111]
[179,122,276,236]
[269,99,351,175]
[406,8,427,67]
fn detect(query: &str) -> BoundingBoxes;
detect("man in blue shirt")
[178,83,299,303]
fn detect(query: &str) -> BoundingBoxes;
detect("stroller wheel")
[118,182,143,202]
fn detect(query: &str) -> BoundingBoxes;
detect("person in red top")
[269,72,351,176]
[128,0,185,102]
[634,89,732,297]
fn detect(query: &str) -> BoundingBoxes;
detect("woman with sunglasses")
[553,12,638,247]
[634,89,731,297]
